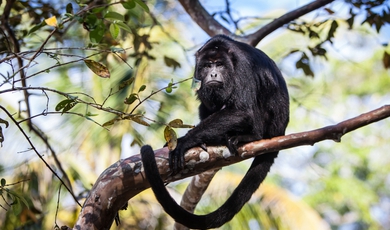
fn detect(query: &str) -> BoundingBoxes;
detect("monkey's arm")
[170,108,261,172]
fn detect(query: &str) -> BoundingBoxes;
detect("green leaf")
[1,178,6,187]
[55,99,78,114]
[27,21,46,36]
[138,85,146,93]
[89,25,105,43]
[124,93,138,105]
[85,112,98,117]
[91,7,105,13]
[102,118,119,127]
[6,189,29,209]
[104,11,125,21]
[122,1,136,9]
[66,3,73,14]
[116,21,132,33]
[134,0,150,13]
[109,23,120,39]
[118,77,135,90]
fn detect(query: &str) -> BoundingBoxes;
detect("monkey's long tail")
[141,145,276,229]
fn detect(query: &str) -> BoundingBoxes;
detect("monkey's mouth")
[205,80,223,86]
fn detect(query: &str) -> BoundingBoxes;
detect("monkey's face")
[194,44,235,111]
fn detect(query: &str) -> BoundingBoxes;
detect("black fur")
[141,35,289,229]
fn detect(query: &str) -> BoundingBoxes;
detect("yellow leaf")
[168,119,194,128]
[45,16,58,27]
[84,59,110,78]
[164,126,177,151]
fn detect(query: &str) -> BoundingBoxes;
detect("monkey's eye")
[205,62,213,68]
[216,62,223,67]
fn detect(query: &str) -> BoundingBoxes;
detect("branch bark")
[69,105,390,230]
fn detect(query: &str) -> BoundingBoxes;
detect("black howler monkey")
[141,35,289,229]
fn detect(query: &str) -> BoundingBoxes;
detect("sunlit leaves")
[164,126,177,151]
[84,59,110,78]
[104,11,132,39]
[109,23,120,39]
[164,119,194,151]
[45,16,58,27]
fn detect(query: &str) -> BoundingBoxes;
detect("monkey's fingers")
[200,143,207,152]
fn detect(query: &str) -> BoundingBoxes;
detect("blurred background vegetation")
[0,0,390,229]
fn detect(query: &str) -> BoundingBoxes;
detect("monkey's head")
[194,36,237,111]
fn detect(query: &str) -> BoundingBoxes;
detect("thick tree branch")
[178,0,231,37]
[70,105,390,230]
[178,0,334,45]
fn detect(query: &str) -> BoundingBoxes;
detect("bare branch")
[70,105,390,229]
[178,0,334,45]
[246,0,335,46]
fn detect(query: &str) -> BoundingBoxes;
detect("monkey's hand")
[227,134,261,156]
[167,137,208,174]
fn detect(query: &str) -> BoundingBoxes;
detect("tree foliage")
[0,0,390,229]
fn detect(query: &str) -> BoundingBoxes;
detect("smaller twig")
[130,77,192,114]
[2,179,30,187]
[0,105,82,207]
[54,184,62,229]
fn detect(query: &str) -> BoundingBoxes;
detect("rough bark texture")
[173,169,220,230]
